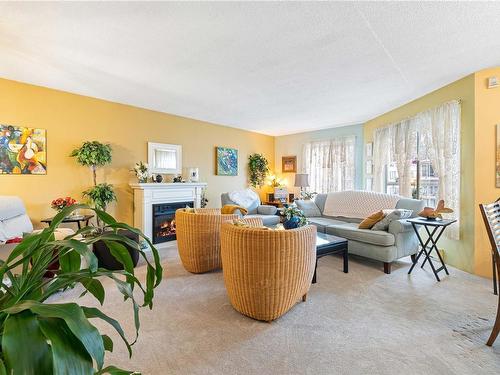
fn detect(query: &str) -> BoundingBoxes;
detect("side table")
[41,214,94,230]
[407,217,457,281]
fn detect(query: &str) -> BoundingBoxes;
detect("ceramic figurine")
[418,199,453,220]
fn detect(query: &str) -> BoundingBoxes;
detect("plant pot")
[93,229,140,270]
[283,217,300,230]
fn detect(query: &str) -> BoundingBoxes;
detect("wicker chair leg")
[302,294,307,302]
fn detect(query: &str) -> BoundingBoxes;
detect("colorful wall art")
[0,124,47,174]
[216,146,238,176]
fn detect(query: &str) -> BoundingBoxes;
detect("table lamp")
[294,173,309,198]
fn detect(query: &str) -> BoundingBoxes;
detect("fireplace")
[152,201,193,244]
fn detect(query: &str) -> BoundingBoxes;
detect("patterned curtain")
[302,136,356,194]
[372,100,461,239]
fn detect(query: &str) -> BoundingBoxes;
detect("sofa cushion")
[257,205,278,216]
[295,200,321,217]
[371,209,413,231]
[326,223,395,246]
[395,198,425,218]
[245,214,280,227]
[308,217,350,233]
[358,210,384,229]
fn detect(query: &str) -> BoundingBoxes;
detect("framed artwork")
[366,160,373,175]
[282,155,297,173]
[497,124,500,187]
[216,146,238,176]
[0,124,47,175]
[365,142,373,158]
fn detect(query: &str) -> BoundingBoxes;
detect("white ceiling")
[1,2,500,136]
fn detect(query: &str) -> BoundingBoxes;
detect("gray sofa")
[221,192,280,226]
[301,192,424,274]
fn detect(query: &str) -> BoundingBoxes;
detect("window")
[373,100,460,239]
[302,136,356,194]
[384,158,439,207]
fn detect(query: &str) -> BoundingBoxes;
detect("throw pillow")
[358,210,385,229]
[295,200,321,217]
[371,209,413,231]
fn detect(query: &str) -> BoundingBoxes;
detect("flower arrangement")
[267,174,286,188]
[133,161,149,183]
[281,206,308,229]
[51,196,77,212]
[300,191,318,200]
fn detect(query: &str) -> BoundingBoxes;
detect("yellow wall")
[474,68,500,277]
[0,78,274,227]
[364,75,476,273]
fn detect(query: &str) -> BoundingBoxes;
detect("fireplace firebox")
[152,201,193,244]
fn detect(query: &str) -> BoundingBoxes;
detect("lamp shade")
[294,173,309,188]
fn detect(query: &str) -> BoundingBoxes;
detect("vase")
[283,216,300,230]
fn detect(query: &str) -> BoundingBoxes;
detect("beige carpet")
[55,242,500,374]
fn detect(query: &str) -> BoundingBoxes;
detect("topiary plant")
[71,141,116,214]
[248,154,269,187]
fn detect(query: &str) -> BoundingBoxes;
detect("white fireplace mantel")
[130,182,207,244]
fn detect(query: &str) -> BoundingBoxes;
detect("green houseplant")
[0,204,162,374]
[71,141,136,270]
[71,141,116,213]
[248,154,269,188]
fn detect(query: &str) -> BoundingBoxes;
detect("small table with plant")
[41,214,94,230]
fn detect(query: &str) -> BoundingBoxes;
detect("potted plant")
[248,153,269,187]
[71,141,136,270]
[281,206,308,229]
[0,204,163,374]
[133,161,149,183]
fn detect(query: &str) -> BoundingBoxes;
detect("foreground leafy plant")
[0,204,162,374]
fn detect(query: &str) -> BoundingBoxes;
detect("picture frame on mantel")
[148,142,182,174]
[282,155,297,173]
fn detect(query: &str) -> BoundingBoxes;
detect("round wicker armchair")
[175,208,239,273]
[220,224,317,321]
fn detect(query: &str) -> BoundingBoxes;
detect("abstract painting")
[0,124,47,175]
[216,146,238,176]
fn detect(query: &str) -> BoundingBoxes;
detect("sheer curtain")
[392,119,418,198]
[419,101,461,239]
[373,126,391,192]
[302,136,356,194]
[372,100,461,239]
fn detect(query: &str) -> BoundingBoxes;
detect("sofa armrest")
[388,219,416,235]
[257,205,278,215]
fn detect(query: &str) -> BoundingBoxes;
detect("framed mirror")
[148,142,182,174]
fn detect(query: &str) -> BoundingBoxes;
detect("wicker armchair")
[220,224,317,321]
[175,208,239,273]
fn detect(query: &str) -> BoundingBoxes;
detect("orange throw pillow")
[358,210,385,229]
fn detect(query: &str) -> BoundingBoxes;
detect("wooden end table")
[41,214,94,230]
[313,233,348,283]
[407,217,457,282]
